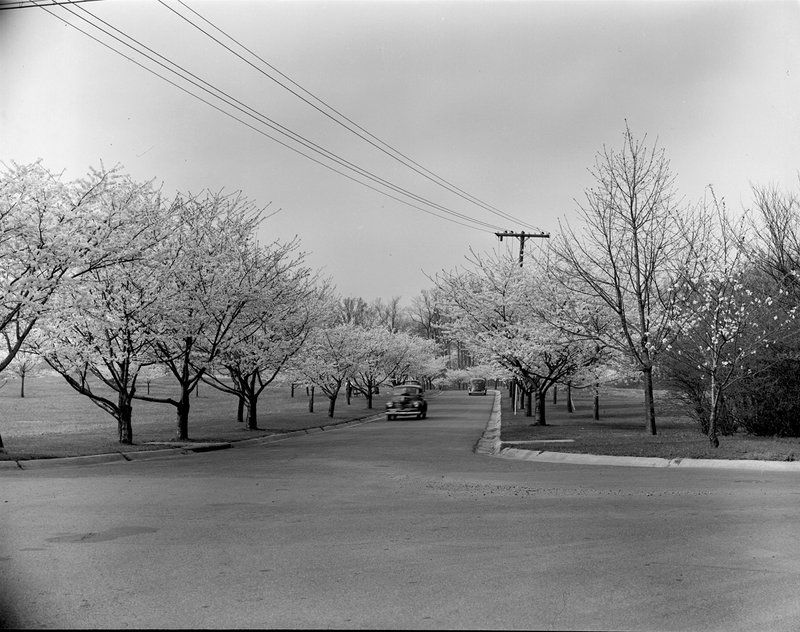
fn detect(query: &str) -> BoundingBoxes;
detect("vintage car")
[468,377,487,396]
[386,383,428,420]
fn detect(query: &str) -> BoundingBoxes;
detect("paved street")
[2,391,799,630]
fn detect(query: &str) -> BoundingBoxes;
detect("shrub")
[726,353,800,436]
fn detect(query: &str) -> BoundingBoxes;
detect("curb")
[0,413,384,470]
[10,443,233,469]
[475,390,800,472]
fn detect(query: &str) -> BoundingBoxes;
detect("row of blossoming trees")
[0,161,441,450]
[433,125,800,448]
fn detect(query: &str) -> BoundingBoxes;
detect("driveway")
[1,391,799,630]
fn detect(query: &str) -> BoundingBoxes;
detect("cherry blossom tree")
[0,162,164,448]
[200,242,329,430]
[34,177,170,443]
[667,194,797,447]
[134,190,266,440]
[436,249,599,424]
[349,328,439,408]
[39,244,172,444]
[6,351,42,398]
[555,124,703,434]
[289,324,362,418]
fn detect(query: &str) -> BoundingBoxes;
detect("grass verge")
[0,375,389,461]
[500,386,800,462]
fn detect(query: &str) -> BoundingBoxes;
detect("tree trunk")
[708,373,720,448]
[20,372,25,398]
[308,386,314,413]
[236,395,245,423]
[0,431,6,450]
[176,388,190,441]
[643,366,657,435]
[118,392,134,445]
[567,381,574,413]
[327,393,337,418]
[366,382,374,409]
[593,381,600,420]
[246,394,259,431]
[552,385,557,405]
[536,390,547,425]
[525,389,533,417]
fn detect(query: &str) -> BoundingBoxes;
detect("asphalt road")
[1,391,799,630]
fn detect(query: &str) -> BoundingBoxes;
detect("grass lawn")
[500,385,800,462]
[0,374,390,461]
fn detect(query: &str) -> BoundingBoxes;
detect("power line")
[159,0,544,234]
[31,0,506,233]
[65,0,504,232]
[0,0,99,9]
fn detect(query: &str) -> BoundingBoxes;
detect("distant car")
[468,377,487,396]
[386,383,428,420]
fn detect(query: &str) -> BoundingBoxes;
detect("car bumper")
[386,409,424,417]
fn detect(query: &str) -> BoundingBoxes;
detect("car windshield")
[394,386,421,396]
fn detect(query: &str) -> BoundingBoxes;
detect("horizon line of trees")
[4,128,800,452]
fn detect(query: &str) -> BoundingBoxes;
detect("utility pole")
[495,230,550,266]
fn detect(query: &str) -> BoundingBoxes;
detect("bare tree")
[748,178,800,297]
[555,124,698,435]
[371,296,406,332]
[409,289,443,341]
[335,297,372,326]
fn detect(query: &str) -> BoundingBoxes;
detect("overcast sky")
[2,0,799,304]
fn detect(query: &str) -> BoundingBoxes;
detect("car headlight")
[386,402,394,408]
[412,401,421,407]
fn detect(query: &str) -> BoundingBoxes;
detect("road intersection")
[2,391,799,629]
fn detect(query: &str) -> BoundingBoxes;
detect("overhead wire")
[52,0,506,232]
[0,0,99,9]
[160,0,544,233]
[27,0,531,234]
[31,1,498,233]
[30,0,506,233]
[34,0,513,233]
